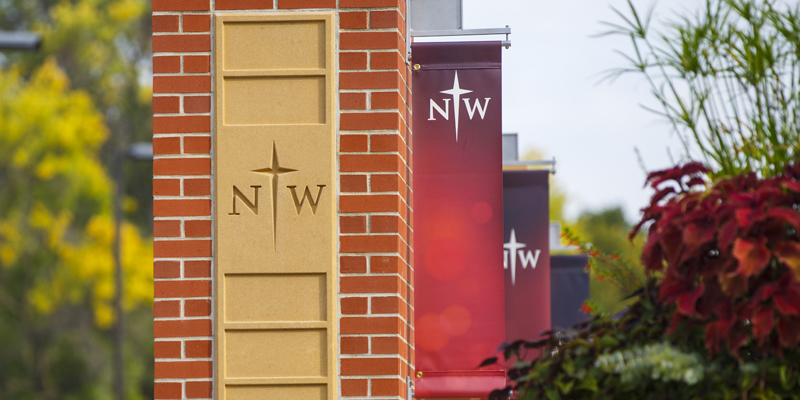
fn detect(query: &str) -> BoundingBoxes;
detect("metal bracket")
[503,157,557,174]
[411,27,510,37]
[407,25,511,62]
[406,0,412,63]
[407,376,415,399]
[411,26,511,48]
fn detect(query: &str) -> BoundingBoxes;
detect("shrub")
[635,162,800,356]
[487,163,800,400]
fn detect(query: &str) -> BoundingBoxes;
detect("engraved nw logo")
[228,141,326,252]
[251,141,297,249]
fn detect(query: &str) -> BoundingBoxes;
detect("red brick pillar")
[152,0,213,398]
[152,1,412,399]
[337,3,414,398]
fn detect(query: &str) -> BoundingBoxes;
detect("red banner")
[503,171,551,351]
[412,42,505,398]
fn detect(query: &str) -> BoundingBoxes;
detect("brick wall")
[152,0,213,397]
[337,3,413,398]
[152,1,413,399]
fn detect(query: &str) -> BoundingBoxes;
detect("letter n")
[230,185,260,215]
[287,185,325,214]
[428,99,450,120]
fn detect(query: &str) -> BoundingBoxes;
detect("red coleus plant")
[633,162,800,356]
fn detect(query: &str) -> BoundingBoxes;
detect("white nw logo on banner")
[428,71,492,142]
[504,228,542,286]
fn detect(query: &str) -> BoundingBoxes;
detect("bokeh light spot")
[470,202,493,224]
[423,238,466,281]
[416,313,450,352]
[440,305,471,336]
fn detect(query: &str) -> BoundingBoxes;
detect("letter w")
[287,185,325,214]
[428,99,450,120]
[518,249,541,269]
[463,98,491,120]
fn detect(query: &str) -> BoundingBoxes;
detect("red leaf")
[753,281,782,304]
[774,285,800,316]
[683,223,715,251]
[718,220,739,251]
[666,312,684,335]
[727,327,748,355]
[733,237,771,277]
[735,207,764,230]
[778,317,800,348]
[774,241,800,280]
[705,294,731,320]
[736,301,757,321]
[682,162,710,174]
[781,180,800,193]
[686,177,707,188]
[650,187,676,206]
[752,306,775,342]
[718,271,748,297]
[641,240,665,272]
[645,162,709,190]
[659,281,688,301]
[676,285,704,317]
[705,319,730,354]
[766,208,800,231]
[775,293,800,316]
[661,230,684,266]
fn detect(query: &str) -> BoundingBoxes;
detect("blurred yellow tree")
[0,60,152,399]
[0,0,154,397]
[1,0,154,230]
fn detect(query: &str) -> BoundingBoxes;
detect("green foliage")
[490,278,800,400]
[604,0,800,179]
[0,0,154,397]
[563,226,643,294]
[565,209,645,314]
[596,342,705,386]
[0,59,153,400]
[489,282,672,400]
[1,0,154,232]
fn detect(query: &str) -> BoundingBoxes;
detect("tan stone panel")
[214,12,337,400]
[225,330,327,378]
[223,76,325,125]
[215,125,334,274]
[225,274,326,322]
[222,21,325,71]
[226,385,326,400]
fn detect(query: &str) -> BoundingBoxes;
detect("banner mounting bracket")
[503,158,557,175]
[408,26,512,61]
[405,0,510,61]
